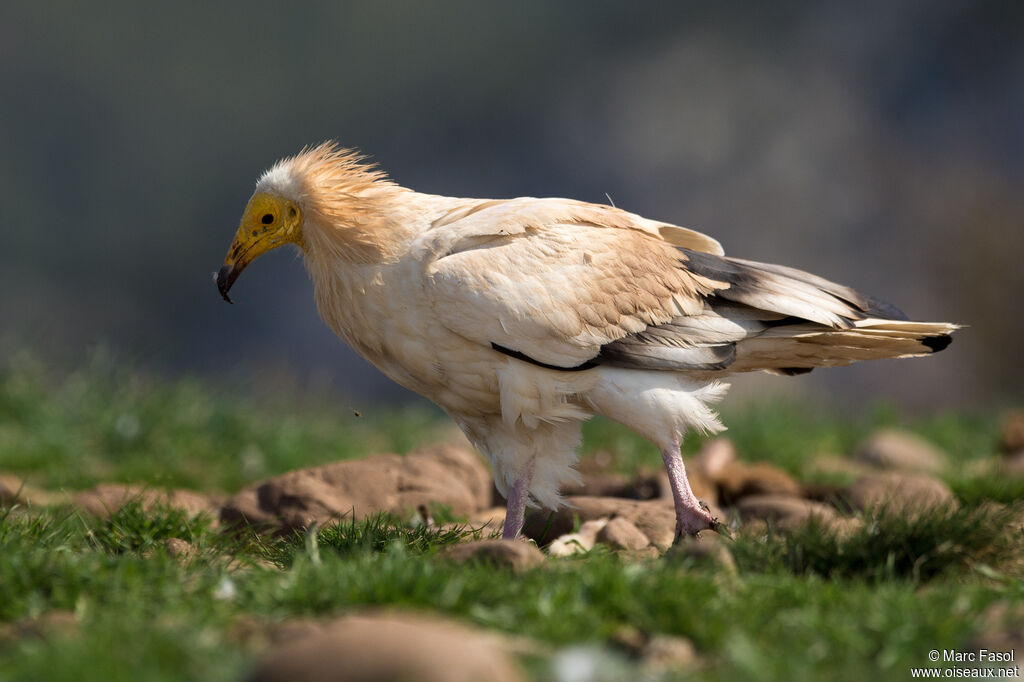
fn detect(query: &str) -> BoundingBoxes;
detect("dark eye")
[261,213,274,224]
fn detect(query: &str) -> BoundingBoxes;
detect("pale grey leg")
[501,458,535,540]
[661,439,716,539]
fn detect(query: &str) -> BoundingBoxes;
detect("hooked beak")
[216,264,239,303]
[215,191,301,304]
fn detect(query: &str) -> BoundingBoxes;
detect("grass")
[0,354,1021,681]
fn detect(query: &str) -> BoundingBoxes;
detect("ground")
[1,353,1023,681]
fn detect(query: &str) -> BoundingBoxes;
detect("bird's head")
[216,142,396,303]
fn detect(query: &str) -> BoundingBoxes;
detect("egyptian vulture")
[216,143,957,540]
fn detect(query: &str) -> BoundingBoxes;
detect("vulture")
[216,143,957,540]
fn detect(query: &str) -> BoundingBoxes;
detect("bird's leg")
[661,440,716,540]
[501,457,536,540]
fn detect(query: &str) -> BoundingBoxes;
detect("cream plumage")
[216,142,958,540]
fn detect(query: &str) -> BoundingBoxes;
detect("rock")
[595,517,650,551]
[1001,454,1024,477]
[0,473,69,507]
[735,495,838,530]
[665,532,737,574]
[442,539,545,571]
[628,471,670,501]
[682,466,718,506]
[644,634,699,672]
[801,482,853,510]
[244,611,524,682]
[802,455,874,482]
[716,461,801,504]
[522,497,678,551]
[1000,410,1024,455]
[692,438,737,480]
[73,484,218,520]
[610,627,699,672]
[966,602,1024,665]
[162,537,197,562]
[846,472,956,518]
[854,429,947,473]
[466,506,506,532]
[548,519,608,557]
[564,469,697,503]
[221,444,492,533]
[560,472,633,498]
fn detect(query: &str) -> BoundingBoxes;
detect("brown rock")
[547,519,608,557]
[995,454,1024,475]
[801,482,853,509]
[1000,410,1024,455]
[802,455,874,481]
[0,473,28,506]
[244,611,524,682]
[846,472,956,518]
[596,517,651,551]
[73,484,218,520]
[466,506,506,532]
[665,532,737,574]
[854,429,947,473]
[442,539,544,571]
[560,472,633,498]
[610,627,698,671]
[221,444,492,533]
[966,602,1024,664]
[692,438,737,479]
[735,495,838,530]
[644,634,699,672]
[717,462,801,504]
[683,466,718,506]
[0,473,69,507]
[522,497,678,551]
[628,471,670,501]
[162,538,197,562]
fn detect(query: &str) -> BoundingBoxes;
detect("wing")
[422,198,956,375]
[422,198,725,369]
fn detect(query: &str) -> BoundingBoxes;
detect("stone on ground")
[244,611,524,682]
[665,532,737,574]
[441,539,545,571]
[547,519,609,557]
[854,429,947,473]
[221,444,492,533]
[715,461,802,504]
[846,471,956,518]
[522,497,678,551]
[735,494,839,530]
[596,517,651,551]
[73,484,219,520]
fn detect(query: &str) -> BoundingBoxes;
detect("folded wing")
[422,198,957,375]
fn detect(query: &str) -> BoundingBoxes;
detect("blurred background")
[1,0,1021,411]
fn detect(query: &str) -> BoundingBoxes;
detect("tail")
[728,318,959,375]
[597,249,961,376]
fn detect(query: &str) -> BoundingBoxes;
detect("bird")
[216,142,958,541]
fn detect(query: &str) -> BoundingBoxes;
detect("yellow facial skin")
[216,192,302,303]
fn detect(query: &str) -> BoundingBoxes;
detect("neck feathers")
[261,141,408,264]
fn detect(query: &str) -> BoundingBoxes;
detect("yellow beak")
[216,192,301,303]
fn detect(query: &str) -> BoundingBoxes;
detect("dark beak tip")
[215,265,237,304]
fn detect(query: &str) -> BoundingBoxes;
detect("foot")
[674,502,717,540]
